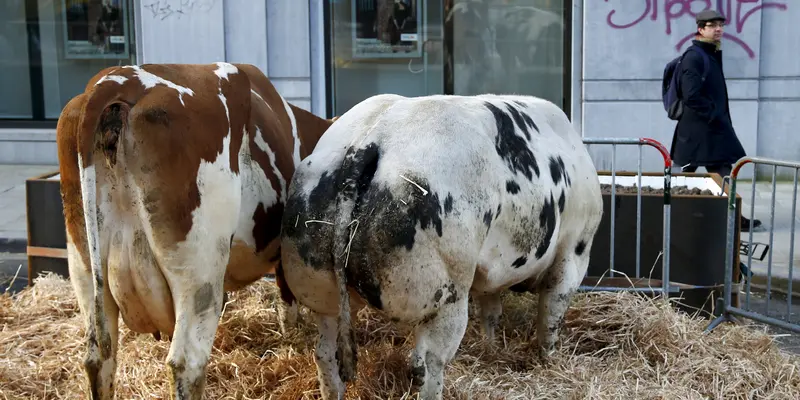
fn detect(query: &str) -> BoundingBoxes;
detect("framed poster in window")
[62,0,130,59]
[352,0,424,59]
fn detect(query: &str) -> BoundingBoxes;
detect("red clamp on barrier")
[639,138,672,169]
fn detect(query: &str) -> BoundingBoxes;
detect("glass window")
[447,0,566,106]
[0,1,34,119]
[0,0,137,121]
[328,0,445,116]
[327,0,569,117]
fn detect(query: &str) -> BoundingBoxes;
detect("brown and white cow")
[56,63,332,399]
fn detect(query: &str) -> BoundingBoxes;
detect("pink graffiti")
[604,0,788,58]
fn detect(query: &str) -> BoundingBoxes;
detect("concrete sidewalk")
[736,181,800,296]
[0,165,57,294]
[0,165,58,250]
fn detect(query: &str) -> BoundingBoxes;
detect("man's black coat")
[670,39,746,167]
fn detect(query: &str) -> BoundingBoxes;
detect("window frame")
[0,0,138,128]
[323,0,573,119]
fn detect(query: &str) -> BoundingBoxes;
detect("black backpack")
[662,46,710,120]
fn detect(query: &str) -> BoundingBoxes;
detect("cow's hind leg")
[411,296,469,400]
[277,300,298,334]
[536,251,582,361]
[162,243,228,400]
[68,237,120,399]
[275,261,298,334]
[475,292,503,342]
[314,313,345,400]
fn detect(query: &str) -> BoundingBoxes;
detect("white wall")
[137,0,321,115]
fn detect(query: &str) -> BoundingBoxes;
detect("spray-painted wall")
[575,1,797,180]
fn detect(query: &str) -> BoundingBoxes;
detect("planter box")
[586,171,742,317]
[25,171,68,285]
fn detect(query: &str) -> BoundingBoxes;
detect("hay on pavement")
[1,273,799,399]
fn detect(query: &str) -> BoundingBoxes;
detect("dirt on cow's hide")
[600,183,716,196]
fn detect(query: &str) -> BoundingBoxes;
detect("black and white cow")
[279,93,603,399]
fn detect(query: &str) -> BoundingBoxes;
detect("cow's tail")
[75,77,138,357]
[331,144,379,383]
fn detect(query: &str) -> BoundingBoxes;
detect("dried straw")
[2,273,799,399]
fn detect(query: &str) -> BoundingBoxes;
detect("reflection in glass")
[0,0,136,120]
[328,0,569,116]
[445,0,565,107]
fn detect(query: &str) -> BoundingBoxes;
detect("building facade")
[580,0,797,180]
[2,0,797,179]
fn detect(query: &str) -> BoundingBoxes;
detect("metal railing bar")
[727,306,800,334]
[767,165,778,314]
[610,144,616,277]
[636,144,643,278]
[580,137,672,298]
[746,175,756,310]
[787,168,798,316]
[708,156,800,334]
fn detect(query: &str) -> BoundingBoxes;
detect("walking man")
[669,9,761,231]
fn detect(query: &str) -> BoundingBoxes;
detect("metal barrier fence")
[707,156,800,334]
[580,137,673,298]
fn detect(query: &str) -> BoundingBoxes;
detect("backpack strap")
[686,45,711,83]
[700,50,710,82]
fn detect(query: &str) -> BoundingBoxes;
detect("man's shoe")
[741,216,763,232]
